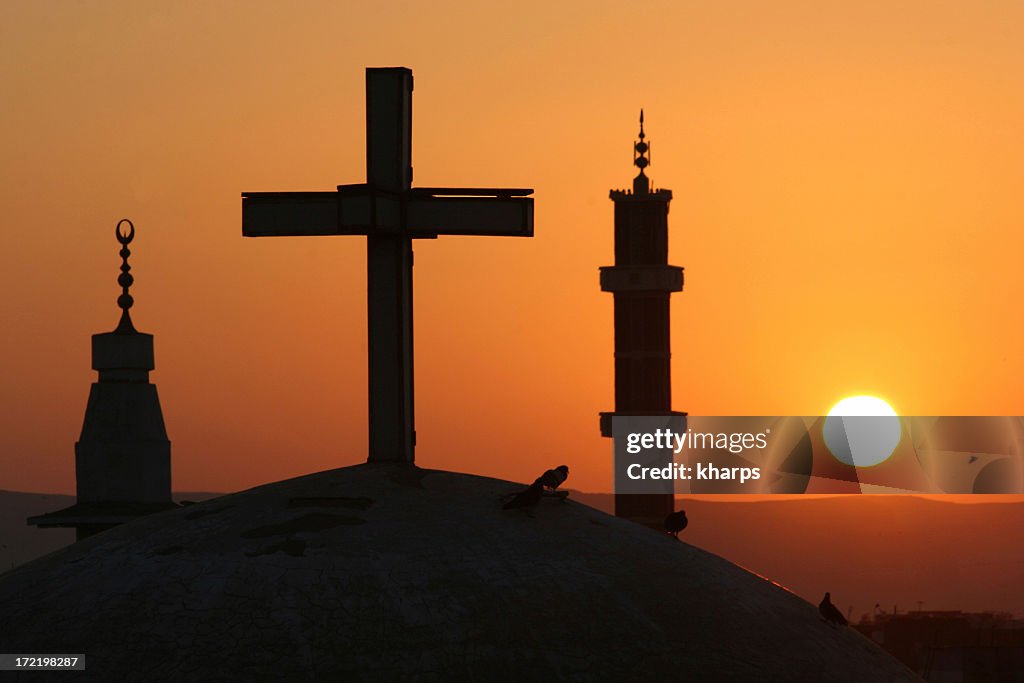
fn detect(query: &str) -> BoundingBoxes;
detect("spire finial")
[633,109,650,193]
[114,219,137,333]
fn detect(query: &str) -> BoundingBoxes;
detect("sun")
[827,395,898,419]
[824,395,902,467]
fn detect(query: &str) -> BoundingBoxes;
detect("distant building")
[856,610,1024,682]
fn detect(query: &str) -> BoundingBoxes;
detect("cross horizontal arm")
[242,192,339,237]
[410,187,533,198]
[406,196,532,237]
[242,187,533,238]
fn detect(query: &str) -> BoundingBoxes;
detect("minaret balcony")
[599,265,683,292]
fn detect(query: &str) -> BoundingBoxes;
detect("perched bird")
[819,592,848,627]
[502,482,544,510]
[663,510,688,539]
[535,465,569,491]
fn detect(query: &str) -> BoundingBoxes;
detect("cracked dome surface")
[0,464,917,681]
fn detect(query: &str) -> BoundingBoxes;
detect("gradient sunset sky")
[2,1,1023,494]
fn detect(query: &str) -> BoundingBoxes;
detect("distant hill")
[4,489,1022,620]
[571,492,1024,620]
[0,491,75,573]
[0,490,223,574]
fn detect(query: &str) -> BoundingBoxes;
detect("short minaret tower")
[30,220,174,540]
[600,112,685,527]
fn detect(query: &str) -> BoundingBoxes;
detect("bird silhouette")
[663,510,688,539]
[502,482,544,510]
[535,465,569,491]
[819,592,848,626]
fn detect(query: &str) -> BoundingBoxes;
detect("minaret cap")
[92,219,154,375]
[633,109,650,194]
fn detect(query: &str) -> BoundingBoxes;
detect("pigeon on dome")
[664,509,689,539]
[536,465,569,492]
[819,592,849,627]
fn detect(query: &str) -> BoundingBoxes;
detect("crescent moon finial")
[114,219,137,333]
[116,218,135,245]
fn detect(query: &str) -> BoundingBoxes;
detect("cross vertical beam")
[240,67,533,467]
[366,68,415,462]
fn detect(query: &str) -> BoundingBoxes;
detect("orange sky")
[2,1,1023,494]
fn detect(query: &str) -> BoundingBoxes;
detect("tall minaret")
[600,112,685,527]
[30,220,174,540]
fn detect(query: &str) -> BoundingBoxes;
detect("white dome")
[0,464,916,681]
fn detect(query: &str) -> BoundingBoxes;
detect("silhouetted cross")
[242,67,533,463]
